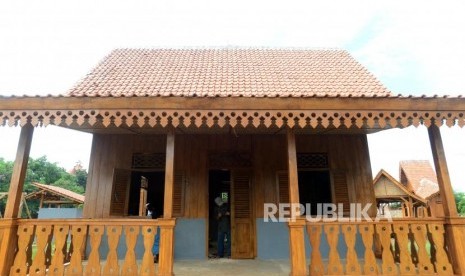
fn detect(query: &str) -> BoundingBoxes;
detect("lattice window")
[208,152,252,168]
[132,153,165,169]
[297,153,328,168]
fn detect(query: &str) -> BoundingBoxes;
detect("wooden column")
[428,123,465,274]
[159,129,175,276]
[428,124,458,217]
[0,124,34,276]
[286,129,306,276]
[163,129,175,218]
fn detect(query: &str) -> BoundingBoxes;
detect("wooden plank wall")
[83,134,375,219]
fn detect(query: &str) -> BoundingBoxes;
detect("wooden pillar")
[428,123,465,274]
[286,128,306,276]
[408,197,414,218]
[428,124,458,217]
[159,129,175,276]
[163,129,175,218]
[0,124,34,276]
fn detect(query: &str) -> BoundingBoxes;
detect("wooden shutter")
[172,171,185,217]
[231,170,254,258]
[276,171,291,219]
[277,171,289,204]
[110,169,131,216]
[332,170,350,214]
[233,173,251,219]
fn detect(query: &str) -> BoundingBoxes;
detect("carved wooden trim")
[1,109,464,128]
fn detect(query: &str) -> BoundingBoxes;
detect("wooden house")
[399,160,445,218]
[373,170,428,218]
[1,48,465,275]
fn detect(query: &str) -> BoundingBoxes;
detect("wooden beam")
[0,124,34,276]
[42,201,77,205]
[163,128,175,218]
[427,124,458,217]
[428,124,465,275]
[2,96,465,112]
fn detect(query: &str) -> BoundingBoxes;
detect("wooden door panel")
[234,219,253,256]
[231,171,254,259]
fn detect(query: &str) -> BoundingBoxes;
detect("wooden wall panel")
[253,135,287,217]
[83,135,100,218]
[84,133,375,219]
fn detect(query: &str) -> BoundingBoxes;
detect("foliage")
[455,191,465,216]
[0,156,87,218]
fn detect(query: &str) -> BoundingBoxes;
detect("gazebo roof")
[67,48,391,98]
[373,169,426,203]
[28,182,85,204]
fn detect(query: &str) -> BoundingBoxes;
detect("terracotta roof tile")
[399,160,439,199]
[67,48,391,98]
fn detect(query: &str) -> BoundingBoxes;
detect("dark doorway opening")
[128,171,165,217]
[298,171,332,216]
[208,170,231,258]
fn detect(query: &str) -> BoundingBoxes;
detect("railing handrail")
[14,217,175,226]
[304,217,446,225]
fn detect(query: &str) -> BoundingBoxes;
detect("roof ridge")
[111,46,348,51]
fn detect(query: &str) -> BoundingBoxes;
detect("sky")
[0,0,464,190]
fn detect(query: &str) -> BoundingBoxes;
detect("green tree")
[75,169,88,187]
[26,156,66,184]
[0,156,87,218]
[455,191,465,215]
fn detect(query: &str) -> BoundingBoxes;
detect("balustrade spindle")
[410,224,435,275]
[121,225,140,276]
[48,225,70,276]
[341,225,361,275]
[10,225,34,275]
[427,224,453,275]
[140,226,157,276]
[393,223,415,275]
[307,224,324,276]
[324,225,343,275]
[85,225,104,276]
[375,224,398,275]
[67,225,87,276]
[31,226,50,272]
[359,224,378,275]
[103,225,122,275]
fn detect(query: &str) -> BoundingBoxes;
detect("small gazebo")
[26,182,84,208]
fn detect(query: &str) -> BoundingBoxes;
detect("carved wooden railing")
[7,218,174,276]
[306,219,454,275]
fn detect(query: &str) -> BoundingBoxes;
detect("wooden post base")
[288,218,307,276]
[0,219,18,276]
[444,217,465,275]
[158,218,176,276]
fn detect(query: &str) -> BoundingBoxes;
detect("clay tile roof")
[67,48,391,98]
[31,182,85,203]
[399,160,439,199]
